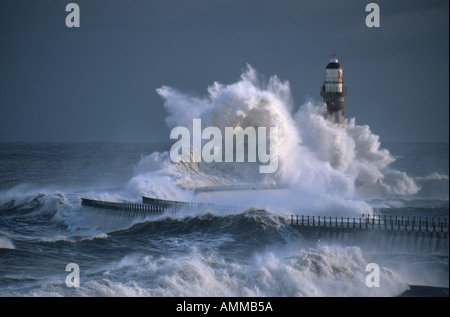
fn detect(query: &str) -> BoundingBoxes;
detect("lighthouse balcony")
[320,85,347,94]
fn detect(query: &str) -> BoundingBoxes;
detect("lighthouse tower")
[320,54,347,123]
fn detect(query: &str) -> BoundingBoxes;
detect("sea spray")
[128,66,418,216]
[0,141,446,297]
[53,245,408,297]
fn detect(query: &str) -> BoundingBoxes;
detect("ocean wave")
[42,246,408,297]
[124,66,420,220]
[0,188,68,215]
[416,173,449,181]
[0,235,15,249]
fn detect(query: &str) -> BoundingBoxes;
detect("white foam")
[0,236,15,249]
[57,246,409,297]
[126,66,419,216]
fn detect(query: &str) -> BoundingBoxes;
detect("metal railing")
[142,196,240,212]
[81,197,240,214]
[194,183,289,194]
[320,85,347,94]
[289,214,449,234]
[81,197,448,236]
[81,198,164,214]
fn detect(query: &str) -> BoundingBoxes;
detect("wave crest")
[128,66,419,216]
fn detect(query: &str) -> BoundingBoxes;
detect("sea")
[0,69,448,298]
[0,141,448,297]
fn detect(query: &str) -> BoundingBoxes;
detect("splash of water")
[33,246,408,297]
[127,65,419,216]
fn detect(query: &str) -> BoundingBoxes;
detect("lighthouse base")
[325,108,345,124]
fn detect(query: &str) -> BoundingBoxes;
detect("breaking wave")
[127,65,419,216]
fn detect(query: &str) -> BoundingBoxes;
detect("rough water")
[0,68,448,297]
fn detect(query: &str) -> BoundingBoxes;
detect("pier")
[289,214,449,235]
[194,183,289,194]
[80,197,449,249]
[80,198,164,214]
[289,214,449,253]
[142,196,240,212]
[81,197,240,214]
[289,214,448,254]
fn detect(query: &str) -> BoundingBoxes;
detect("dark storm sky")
[0,0,448,143]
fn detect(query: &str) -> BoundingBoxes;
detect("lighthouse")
[320,54,347,123]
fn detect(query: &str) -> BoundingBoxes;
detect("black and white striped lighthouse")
[320,54,347,123]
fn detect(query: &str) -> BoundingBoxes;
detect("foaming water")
[0,67,447,297]
[0,236,15,249]
[0,188,447,297]
[125,66,419,218]
[59,246,408,297]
